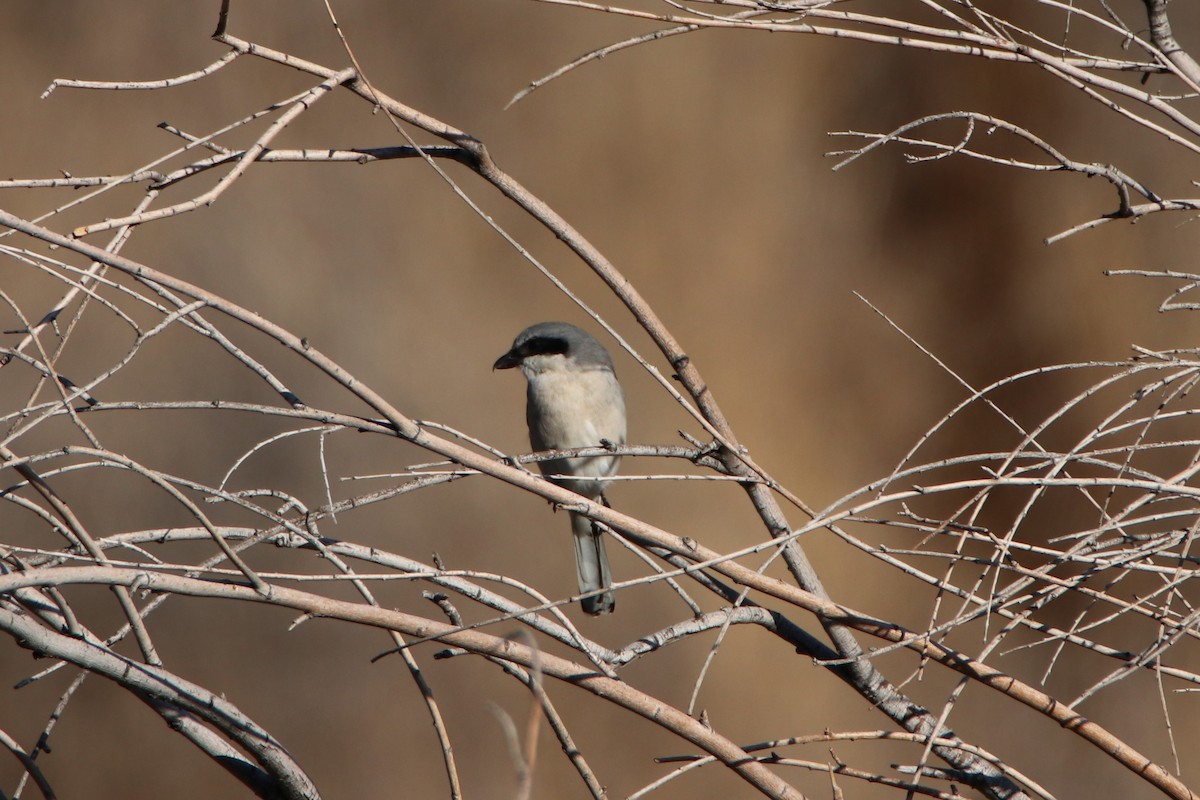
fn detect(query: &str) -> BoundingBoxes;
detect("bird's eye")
[521,336,569,357]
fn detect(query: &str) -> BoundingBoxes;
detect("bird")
[493,321,625,615]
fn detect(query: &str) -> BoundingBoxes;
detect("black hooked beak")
[493,350,520,370]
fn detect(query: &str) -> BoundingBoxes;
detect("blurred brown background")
[2,2,1199,798]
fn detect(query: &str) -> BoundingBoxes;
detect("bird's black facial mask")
[493,335,570,370]
[518,336,570,358]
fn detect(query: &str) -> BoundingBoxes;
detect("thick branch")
[0,606,320,800]
[1143,0,1200,87]
[1,570,804,800]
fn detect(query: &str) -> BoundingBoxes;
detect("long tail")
[570,511,615,615]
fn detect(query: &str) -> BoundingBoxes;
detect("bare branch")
[41,51,240,98]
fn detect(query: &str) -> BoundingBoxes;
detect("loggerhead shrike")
[493,322,625,615]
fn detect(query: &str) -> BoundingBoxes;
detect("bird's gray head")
[493,322,615,376]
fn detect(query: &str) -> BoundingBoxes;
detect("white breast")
[524,364,626,498]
